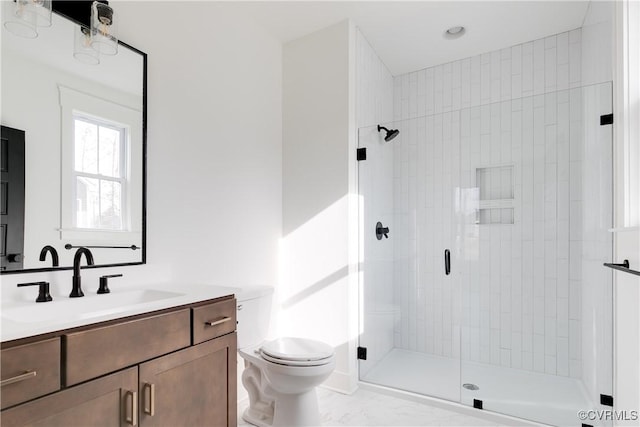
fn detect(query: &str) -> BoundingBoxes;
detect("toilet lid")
[260,337,334,362]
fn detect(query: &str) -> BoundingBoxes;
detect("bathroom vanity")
[0,288,237,427]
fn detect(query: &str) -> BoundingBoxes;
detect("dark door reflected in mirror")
[1,3,146,273]
[0,127,26,271]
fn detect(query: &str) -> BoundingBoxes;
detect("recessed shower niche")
[476,165,515,225]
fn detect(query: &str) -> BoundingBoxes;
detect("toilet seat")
[260,352,333,366]
[259,337,334,366]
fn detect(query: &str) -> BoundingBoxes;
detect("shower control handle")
[444,249,451,275]
[376,222,389,240]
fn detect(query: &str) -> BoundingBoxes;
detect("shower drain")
[462,383,479,391]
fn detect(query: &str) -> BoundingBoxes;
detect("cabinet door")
[0,367,137,427]
[139,333,236,427]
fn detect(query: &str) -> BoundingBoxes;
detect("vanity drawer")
[64,309,190,386]
[1,338,60,409]
[192,298,236,344]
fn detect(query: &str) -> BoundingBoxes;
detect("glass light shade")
[27,0,52,28]
[73,26,100,65]
[90,1,117,56]
[3,0,38,39]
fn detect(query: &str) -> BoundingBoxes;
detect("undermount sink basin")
[2,289,185,324]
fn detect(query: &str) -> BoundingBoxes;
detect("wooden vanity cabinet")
[1,367,138,427]
[0,297,237,427]
[139,333,236,427]
[64,310,191,387]
[0,338,61,410]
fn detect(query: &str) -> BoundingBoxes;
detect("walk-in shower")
[357,37,614,424]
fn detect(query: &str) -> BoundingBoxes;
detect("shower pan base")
[362,348,599,427]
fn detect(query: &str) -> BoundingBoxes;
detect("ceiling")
[234,1,591,76]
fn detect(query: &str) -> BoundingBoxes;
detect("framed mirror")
[1,2,146,273]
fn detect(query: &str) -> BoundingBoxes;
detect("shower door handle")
[444,249,451,275]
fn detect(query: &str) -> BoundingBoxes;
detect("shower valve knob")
[376,222,389,240]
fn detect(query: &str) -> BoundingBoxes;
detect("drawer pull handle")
[125,390,137,426]
[205,316,232,327]
[144,382,155,416]
[1,370,37,387]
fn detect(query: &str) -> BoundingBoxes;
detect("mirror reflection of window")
[72,115,127,231]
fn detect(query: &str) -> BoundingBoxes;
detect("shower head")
[377,125,400,142]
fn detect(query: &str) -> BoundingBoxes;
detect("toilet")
[236,286,335,427]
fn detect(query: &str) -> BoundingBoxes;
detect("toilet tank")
[235,286,274,349]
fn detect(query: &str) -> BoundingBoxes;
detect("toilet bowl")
[236,287,335,427]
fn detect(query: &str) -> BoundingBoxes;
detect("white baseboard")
[322,370,358,395]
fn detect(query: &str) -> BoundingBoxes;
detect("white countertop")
[1,284,240,343]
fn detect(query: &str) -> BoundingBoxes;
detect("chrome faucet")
[70,247,94,298]
[39,245,59,267]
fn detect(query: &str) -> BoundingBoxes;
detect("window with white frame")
[73,115,127,230]
[58,85,142,244]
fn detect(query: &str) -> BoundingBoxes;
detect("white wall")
[2,2,282,310]
[281,19,359,393]
[118,2,282,287]
[613,228,640,426]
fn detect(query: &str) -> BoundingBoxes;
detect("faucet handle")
[17,281,53,303]
[98,274,123,294]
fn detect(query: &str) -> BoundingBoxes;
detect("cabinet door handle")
[144,382,155,416]
[125,390,137,426]
[205,316,231,326]
[1,370,37,387]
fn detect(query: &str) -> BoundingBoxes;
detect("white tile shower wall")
[356,29,395,378]
[391,29,594,377]
[356,30,394,129]
[392,111,463,359]
[393,29,582,122]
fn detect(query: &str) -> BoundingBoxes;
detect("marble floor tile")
[238,387,505,426]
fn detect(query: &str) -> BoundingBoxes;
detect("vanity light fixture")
[3,0,52,39]
[89,1,117,56]
[444,25,466,40]
[72,1,117,63]
[30,0,52,27]
[3,0,118,65]
[73,25,100,65]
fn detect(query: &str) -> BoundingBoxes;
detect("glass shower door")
[358,114,462,403]
[459,82,614,426]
